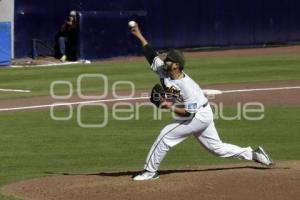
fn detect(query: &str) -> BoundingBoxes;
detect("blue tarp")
[0,22,11,66]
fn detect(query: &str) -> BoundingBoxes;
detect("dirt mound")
[2,161,300,200]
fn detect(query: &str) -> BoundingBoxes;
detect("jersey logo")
[165,86,183,102]
[166,86,180,95]
[188,103,198,110]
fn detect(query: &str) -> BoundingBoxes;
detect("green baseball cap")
[166,49,185,69]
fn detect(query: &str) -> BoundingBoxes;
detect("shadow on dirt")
[45,165,274,177]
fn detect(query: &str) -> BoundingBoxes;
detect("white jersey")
[151,56,208,113]
[139,57,256,175]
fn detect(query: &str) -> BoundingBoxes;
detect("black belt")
[202,102,208,107]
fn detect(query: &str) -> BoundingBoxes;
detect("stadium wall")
[14,0,300,59]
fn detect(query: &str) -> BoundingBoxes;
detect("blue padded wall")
[78,11,147,59]
[14,0,300,59]
[0,22,11,66]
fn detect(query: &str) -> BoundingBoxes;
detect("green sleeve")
[142,44,158,65]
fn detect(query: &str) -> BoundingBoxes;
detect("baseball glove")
[150,83,166,107]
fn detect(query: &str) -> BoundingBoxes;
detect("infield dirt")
[1,161,300,200]
[1,80,300,112]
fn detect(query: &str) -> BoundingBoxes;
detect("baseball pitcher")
[130,23,273,181]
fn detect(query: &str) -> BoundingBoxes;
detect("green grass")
[0,53,299,200]
[0,54,299,99]
[0,106,299,188]
[0,196,20,200]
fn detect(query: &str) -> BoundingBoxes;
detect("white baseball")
[128,21,137,28]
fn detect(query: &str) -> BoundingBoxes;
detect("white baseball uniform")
[144,56,254,172]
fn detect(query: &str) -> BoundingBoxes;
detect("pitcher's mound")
[2,161,300,200]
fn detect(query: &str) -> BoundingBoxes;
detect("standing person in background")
[56,10,78,62]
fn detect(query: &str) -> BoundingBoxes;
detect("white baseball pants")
[144,104,254,172]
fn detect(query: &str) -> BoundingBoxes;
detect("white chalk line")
[0,96,149,112]
[0,88,31,93]
[0,86,299,112]
[10,60,91,68]
[222,86,300,94]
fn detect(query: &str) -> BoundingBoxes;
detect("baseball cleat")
[133,170,159,181]
[60,55,67,62]
[253,146,273,166]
